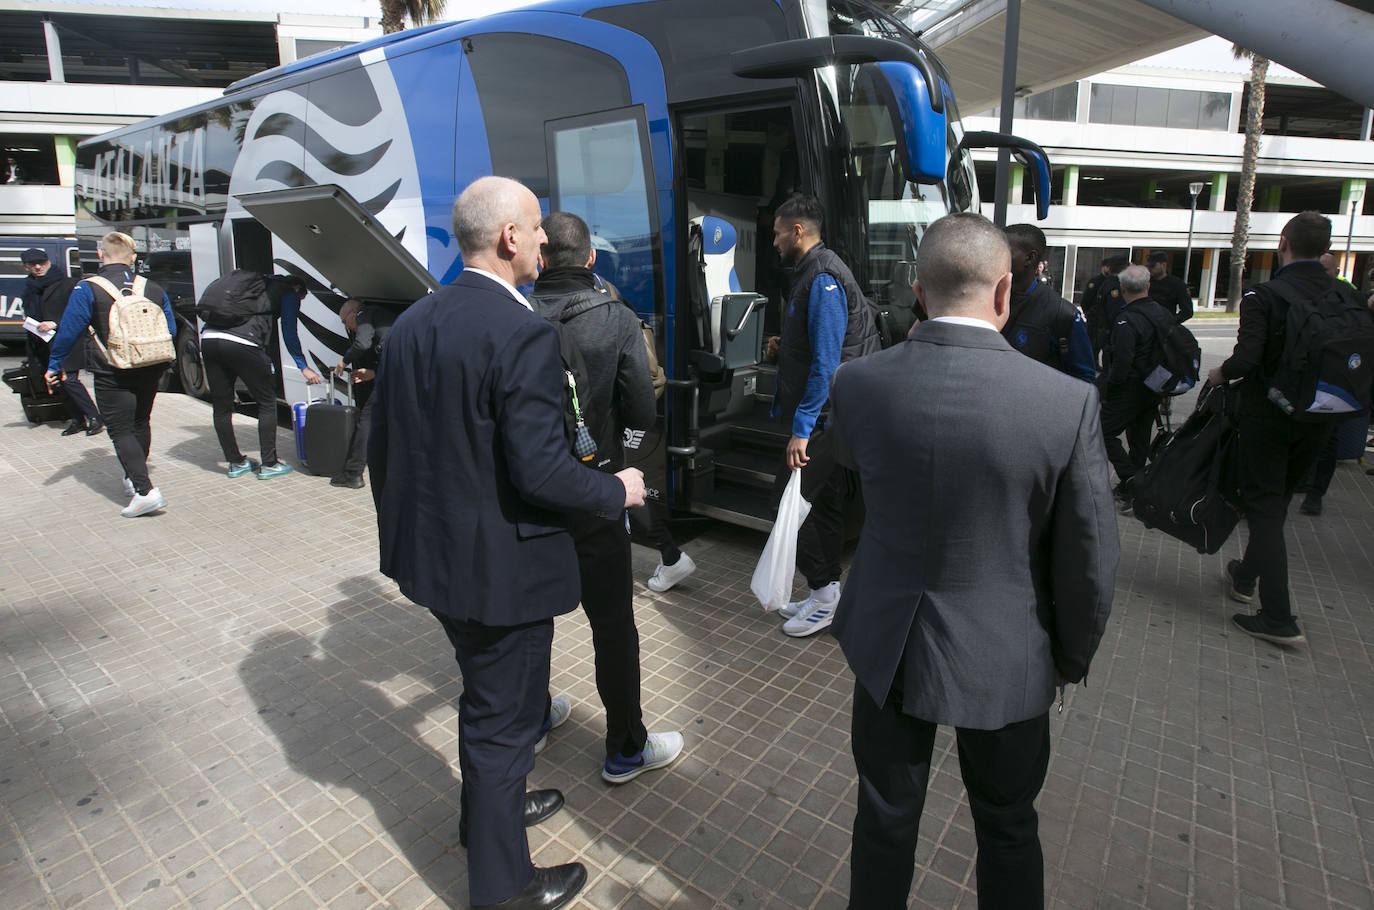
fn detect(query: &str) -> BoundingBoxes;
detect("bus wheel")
[176,333,210,399]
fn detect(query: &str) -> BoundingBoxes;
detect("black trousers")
[1233,411,1330,624]
[570,512,648,758]
[627,497,680,565]
[93,365,164,496]
[203,338,280,465]
[1299,426,1339,498]
[62,371,101,425]
[849,679,1050,910]
[773,426,849,589]
[1099,384,1159,484]
[339,379,374,479]
[432,612,552,907]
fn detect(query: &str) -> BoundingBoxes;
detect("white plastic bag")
[751,468,812,611]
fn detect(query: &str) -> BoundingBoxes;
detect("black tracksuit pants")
[93,365,164,496]
[202,338,280,466]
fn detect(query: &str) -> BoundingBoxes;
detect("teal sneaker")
[258,462,294,480]
[226,459,255,478]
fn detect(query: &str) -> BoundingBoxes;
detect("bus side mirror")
[958,131,1053,220]
[874,61,946,185]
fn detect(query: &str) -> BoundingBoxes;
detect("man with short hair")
[1147,250,1193,322]
[1081,254,1127,364]
[23,248,101,436]
[1207,211,1353,645]
[370,176,646,910]
[769,193,880,638]
[527,211,684,784]
[330,297,393,489]
[45,232,175,517]
[1002,224,1095,382]
[829,212,1117,908]
[1099,264,1164,511]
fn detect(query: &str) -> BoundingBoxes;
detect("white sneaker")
[782,582,840,638]
[602,731,685,784]
[647,552,697,593]
[778,581,839,620]
[534,694,572,754]
[121,476,134,497]
[121,487,166,518]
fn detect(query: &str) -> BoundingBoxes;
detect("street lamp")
[1344,183,1365,282]
[1183,180,1204,290]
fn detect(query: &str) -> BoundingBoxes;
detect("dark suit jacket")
[368,270,625,626]
[829,319,1119,730]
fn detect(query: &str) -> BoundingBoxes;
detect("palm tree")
[380,0,446,34]
[1227,46,1268,312]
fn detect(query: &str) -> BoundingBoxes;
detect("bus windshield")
[826,0,979,314]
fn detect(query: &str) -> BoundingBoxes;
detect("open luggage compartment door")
[236,185,437,305]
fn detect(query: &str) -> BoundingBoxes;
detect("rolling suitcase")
[303,377,357,477]
[1131,382,1240,555]
[4,362,69,424]
[1335,410,1369,462]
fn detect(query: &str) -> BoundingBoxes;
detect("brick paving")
[2,358,1373,909]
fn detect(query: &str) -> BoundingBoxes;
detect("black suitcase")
[303,378,357,477]
[1131,383,1241,554]
[5,363,69,424]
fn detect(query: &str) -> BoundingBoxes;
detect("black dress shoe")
[458,789,564,848]
[473,863,586,910]
[85,421,105,437]
[330,474,365,489]
[61,420,85,436]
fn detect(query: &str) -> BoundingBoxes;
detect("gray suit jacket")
[829,319,1119,729]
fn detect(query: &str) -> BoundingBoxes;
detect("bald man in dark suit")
[829,212,1119,909]
[370,176,646,910]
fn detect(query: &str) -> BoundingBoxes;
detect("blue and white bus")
[73,0,1049,528]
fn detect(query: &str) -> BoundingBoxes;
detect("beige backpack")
[85,275,176,369]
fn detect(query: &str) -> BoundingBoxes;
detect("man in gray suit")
[829,213,1119,909]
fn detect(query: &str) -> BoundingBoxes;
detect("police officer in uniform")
[1002,224,1095,382]
[1147,251,1193,322]
[1081,254,1127,365]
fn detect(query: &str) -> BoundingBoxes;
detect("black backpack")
[1124,300,1201,395]
[196,269,270,328]
[1263,278,1374,422]
[547,290,612,466]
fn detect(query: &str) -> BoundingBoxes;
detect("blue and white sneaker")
[535,694,572,754]
[257,462,294,480]
[602,731,684,784]
[782,582,840,637]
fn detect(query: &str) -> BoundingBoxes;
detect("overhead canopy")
[889,0,1374,114]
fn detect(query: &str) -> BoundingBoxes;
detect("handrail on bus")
[730,35,944,116]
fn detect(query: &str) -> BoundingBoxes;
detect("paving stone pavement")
[2,365,1373,909]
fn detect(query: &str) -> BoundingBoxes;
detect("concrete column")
[1261,185,1282,212]
[1063,164,1079,207]
[1210,172,1228,211]
[54,136,76,187]
[43,18,65,83]
[1062,244,1078,302]
[1200,248,1219,309]
[1009,163,1024,205]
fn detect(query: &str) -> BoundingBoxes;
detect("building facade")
[967,37,1374,305]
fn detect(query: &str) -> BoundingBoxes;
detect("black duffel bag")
[1131,382,1240,554]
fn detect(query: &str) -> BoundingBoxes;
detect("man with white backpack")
[45,231,176,518]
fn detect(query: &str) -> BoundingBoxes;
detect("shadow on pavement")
[238,576,472,907]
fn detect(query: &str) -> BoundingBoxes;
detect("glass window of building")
[1089,83,1230,131]
[982,83,1078,122]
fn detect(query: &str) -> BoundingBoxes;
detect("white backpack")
[85,275,175,369]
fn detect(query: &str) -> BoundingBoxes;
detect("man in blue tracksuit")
[768,193,880,638]
[46,231,176,517]
[1002,224,1096,383]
